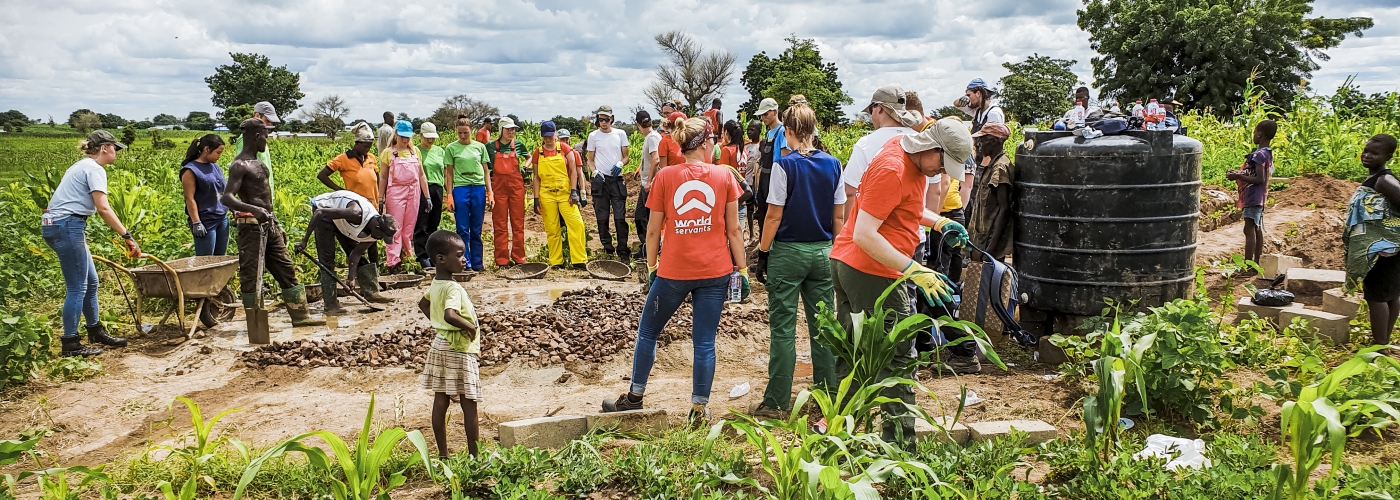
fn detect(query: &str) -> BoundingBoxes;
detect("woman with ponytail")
[601,117,748,424]
[443,113,492,271]
[180,134,229,256]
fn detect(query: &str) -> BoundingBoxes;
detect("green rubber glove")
[934,217,969,249]
[901,261,955,307]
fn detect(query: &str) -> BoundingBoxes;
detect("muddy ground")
[0,173,1370,476]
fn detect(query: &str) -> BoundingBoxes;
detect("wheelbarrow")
[92,254,241,339]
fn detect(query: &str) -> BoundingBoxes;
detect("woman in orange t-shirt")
[600,116,748,424]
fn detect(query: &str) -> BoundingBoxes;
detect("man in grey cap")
[827,119,972,450]
[586,105,632,261]
[753,97,789,237]
[842,85,922,218]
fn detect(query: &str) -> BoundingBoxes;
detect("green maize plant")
[233,393,433,500]
[152,397,247,500]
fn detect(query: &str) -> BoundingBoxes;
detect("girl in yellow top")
[531,121,588,268]
[418,230,482,458]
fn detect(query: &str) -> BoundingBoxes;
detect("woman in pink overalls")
[378,120,432,273]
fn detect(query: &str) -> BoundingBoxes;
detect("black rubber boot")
[86,322,127,347]
[61,337,103,357]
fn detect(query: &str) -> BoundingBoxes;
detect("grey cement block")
[1279,308,1352,346]
[1235,296,1304,324]
[1286,268,1346,298]
[586,409,668,435]
[1261,254,1304,279]
[916,416,970,445]
[1322,288,1361,318]
[967,420,1058,445]
[498,415,588,449]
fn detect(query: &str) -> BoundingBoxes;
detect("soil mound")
[1274,173,1358,210]
[1265,209,1347,270]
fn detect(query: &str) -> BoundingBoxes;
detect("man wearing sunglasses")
[587,105,632,262]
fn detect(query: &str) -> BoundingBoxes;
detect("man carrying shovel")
[221,119,325,328]
[295,191,398,314]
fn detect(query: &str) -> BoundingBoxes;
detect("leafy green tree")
[549,115,586,136]
[745,37,852,127]
[219,104,254,136]
[120,126,137,146]
[1079,0,1373,113]
[72,111,101,133]
[998,54,1079,125]
[934,106,971,121]
[67,109,93,128]
[0,110,27,132]
[152,113,180,126]
[185,111,215,131]
[301,95,349,140]
[205,52,305,118]
[98,113,126,129]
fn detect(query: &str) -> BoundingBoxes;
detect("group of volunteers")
[41,79,1400,459]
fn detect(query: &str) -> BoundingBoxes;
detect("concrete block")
[1235,296,1303,324]
[1261,254,1304,279]
[1279,308,1351,346]
[916,416,970,445]
[1286,268,1346,298]
[586,409,668,435]
[967,420,1058,445]
[1323,288,1361,318]
[498,415,588,449]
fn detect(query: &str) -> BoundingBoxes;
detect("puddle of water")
[484,285,584,309]
[794,361,813,378]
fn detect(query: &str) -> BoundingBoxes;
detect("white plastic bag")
[1133,434,1211,470]
[729,381,750,399]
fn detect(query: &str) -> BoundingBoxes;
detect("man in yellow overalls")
[531,121,587,269]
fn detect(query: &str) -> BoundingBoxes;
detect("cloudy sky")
[1,0,1396,125]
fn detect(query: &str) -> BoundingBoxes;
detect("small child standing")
[1228,119,1277,267]
[418,230,482,458]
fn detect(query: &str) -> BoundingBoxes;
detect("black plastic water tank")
[1013,130,1203,316]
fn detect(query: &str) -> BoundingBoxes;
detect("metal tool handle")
[296,247,377,308]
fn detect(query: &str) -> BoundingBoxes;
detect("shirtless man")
[222,118,325,326]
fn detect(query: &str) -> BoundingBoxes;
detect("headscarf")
[350,122,375,143]
[682,123,712,151]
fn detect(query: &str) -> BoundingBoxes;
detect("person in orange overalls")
[486,117,530,267]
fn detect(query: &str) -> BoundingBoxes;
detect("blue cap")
[540,120,556,137]
[967,78,989,91]
[395,120,413,137]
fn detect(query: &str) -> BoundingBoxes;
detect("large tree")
[205,53,305,118]
[428,95,498,134]
[185,111,215,131]
[0,110,29,133]
[300,95,350,140]
[67,109,93,128]
[99,113,127,129]
[738,53,776,117]
[650,31,737,115]
[998,54,1080,125]
[753,37,852,127]
[152,113,180,126]
[1079,0,1372,113]
[72,111,101,133]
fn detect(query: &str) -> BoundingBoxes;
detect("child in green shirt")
[417,230,482,457]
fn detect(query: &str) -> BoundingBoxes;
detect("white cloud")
[0,0,1392,124]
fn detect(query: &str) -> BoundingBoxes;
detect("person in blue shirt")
[753,98,791,235]
[749,95,847,419]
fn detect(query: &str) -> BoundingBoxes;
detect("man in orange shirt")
[475,117,493,144]
[318,122,383,270]
[827,119,972,449]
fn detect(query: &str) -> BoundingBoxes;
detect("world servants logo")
[672,179,715,235]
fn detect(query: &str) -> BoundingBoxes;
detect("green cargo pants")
[830,258,917,450]
[761,241,839,410]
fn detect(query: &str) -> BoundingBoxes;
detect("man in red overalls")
[487,117,531,267]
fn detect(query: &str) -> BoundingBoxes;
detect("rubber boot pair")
[356,266,393,304]
[62,322,126,357]
[241,288,326,326]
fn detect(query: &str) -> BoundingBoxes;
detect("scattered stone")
[586,409,669,435]
[555,373,572,384]
[967,420,1058,445]
[1286,268,1346,298]
[1279,308,1351,346]
[1322,288,1361,318]
[1260,254,1304,279]
[916,416,970,444]
[498,415,588,449]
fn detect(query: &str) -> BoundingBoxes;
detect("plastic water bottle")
[1072,102,1086,128]
[41,209,54,226]
[728,271,742,303]
[1131,101,1145,119]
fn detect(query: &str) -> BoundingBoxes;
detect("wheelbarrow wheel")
[200,286,238,327]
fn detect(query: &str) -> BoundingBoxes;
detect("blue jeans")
[41,216,100,339]
[453,185,486,269]
[192,217,229,256]
[628,275,729,405]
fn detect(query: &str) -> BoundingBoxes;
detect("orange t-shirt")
[646,162,741,281]
[659,134,685,167]
[830,136,927,279]
[327,152,380,207]
[717,145,741,169]
[475,127,490,143]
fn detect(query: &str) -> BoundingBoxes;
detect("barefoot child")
[1344,134,1400,346]
[1227,119,1277,266]
[418,230,482,457]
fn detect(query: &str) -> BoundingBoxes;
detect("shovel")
[297,248,387,313]
[246,224,271,344]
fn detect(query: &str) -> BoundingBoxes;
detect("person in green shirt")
[413,122,447,270]
[443,114,493,271]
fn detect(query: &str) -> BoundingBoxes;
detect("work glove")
[122,233,141,259]
[933,217,969,249]
[902,261,955,308]
[569,189,580,206]
[593,171,605,184]
[646,265,658,287]
[610,161,624,177]
[738,268,752,302]
[753,250,769,284]
[190,221,208,238]
[578,191,590,208]
[444,195,455,213]
[422,197,433,213]
[533,197,542,216]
